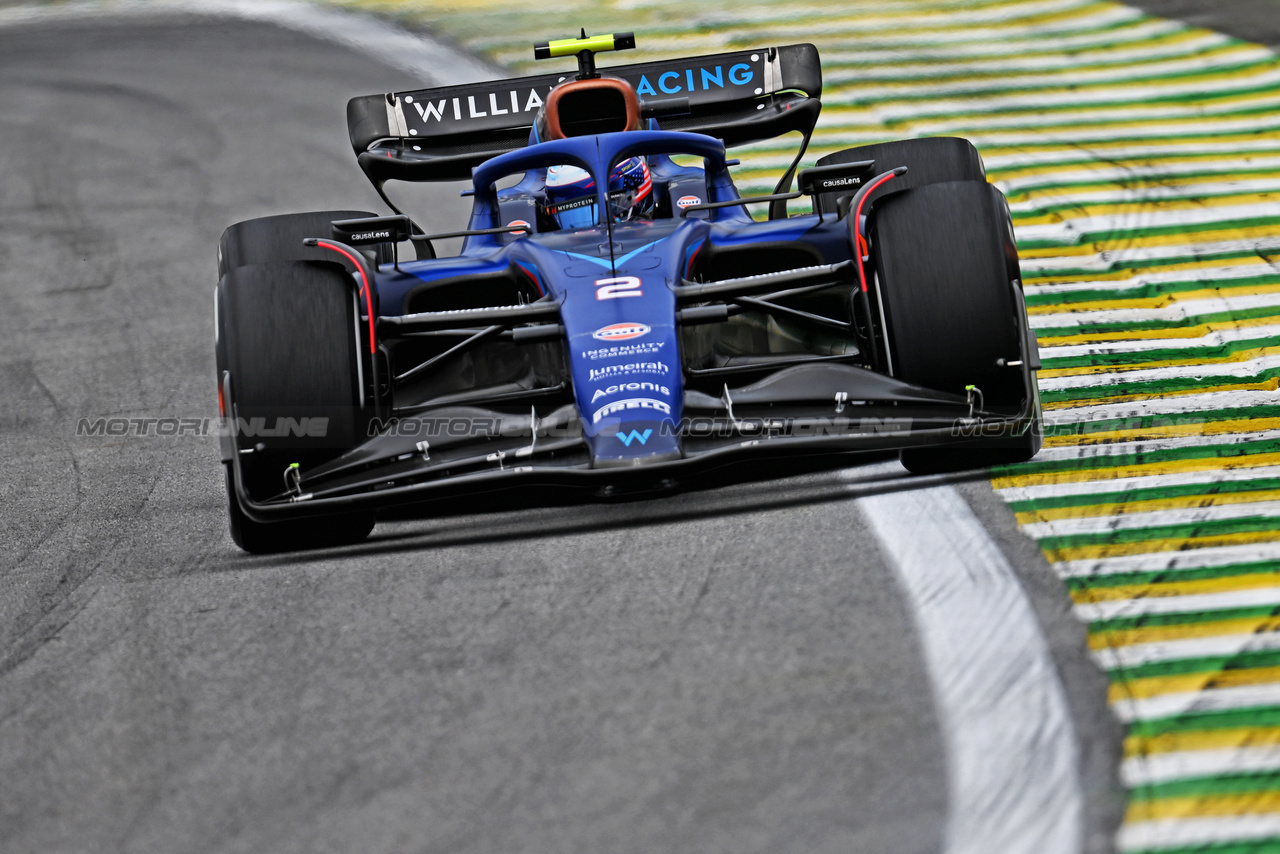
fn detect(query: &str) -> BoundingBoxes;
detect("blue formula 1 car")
[214,32,1042,552]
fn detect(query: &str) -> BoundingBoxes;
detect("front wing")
[224,371,1039,523]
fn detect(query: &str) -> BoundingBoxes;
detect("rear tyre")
[869,180,1041,474]
[216,260,375,552]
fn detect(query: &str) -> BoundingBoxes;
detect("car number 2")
[595,276,642,300]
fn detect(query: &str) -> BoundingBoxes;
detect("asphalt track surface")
[0,11,1120,854]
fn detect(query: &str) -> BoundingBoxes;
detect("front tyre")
[224,465,373,554]
[216,260,375,552]
[870,180,1041,474]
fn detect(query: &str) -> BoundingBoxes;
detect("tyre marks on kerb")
[965,1,1280,847]
[362,0,1280,850]
[854,472,1081,854]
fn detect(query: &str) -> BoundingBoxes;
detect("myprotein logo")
[593,322,650,342]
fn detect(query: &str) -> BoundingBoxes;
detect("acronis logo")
[616,429,652,447]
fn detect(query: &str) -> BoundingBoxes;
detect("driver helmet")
[544,157,654,230]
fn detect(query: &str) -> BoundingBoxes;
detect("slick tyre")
[216,260,374,552]
[218,209,390,278]
[815,136,986,213]
[224,465,374,554]
[870,180,1041,474]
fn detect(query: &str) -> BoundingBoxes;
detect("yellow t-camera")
[534,30,636,79]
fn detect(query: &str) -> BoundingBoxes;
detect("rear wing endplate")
[347,43,821,184]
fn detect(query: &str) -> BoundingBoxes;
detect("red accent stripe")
[854,172,899,293]
[515,261,544,296]
[684,240,705,278]
[315,241,376,354]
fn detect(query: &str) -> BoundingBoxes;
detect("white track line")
[852,466,1081,854]
[999,465,1280,502]
[1008,163,1280,196]
[986,139,1280,169]
[937,100,1280,133]
[1030,429,1280,461]
[1119,815,1280,852]
[819,20,1188,61]
[1042,325,1280,360]
[1021,500,1280,539]
[1039,391,1280,425]
[829,46,1272,83]
[1030,294,1280,331]
[1036,357,1280,391]
[1058,543,1280,580]
[1096,631,1280,670]
[1114,683,1280,723]
[1075,587,1280,623]
[1122,746,1280,788]
[1018,203,1280,247]
[1011,180,1280,214]
[1025,263,1280,297]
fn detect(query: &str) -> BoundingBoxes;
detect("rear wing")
[347,43,821,185]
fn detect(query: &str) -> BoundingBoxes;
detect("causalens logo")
[616,429,652,447]
[592,322,650,342]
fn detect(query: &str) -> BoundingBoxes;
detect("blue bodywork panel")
[370,130,839,466]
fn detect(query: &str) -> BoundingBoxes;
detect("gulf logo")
[676,195,702,210]
[592,322,650,342]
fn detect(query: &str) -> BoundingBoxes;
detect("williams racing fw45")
[215,32,1042,552]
